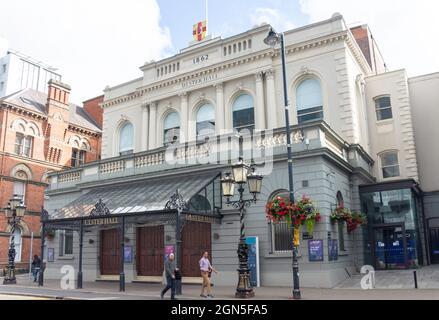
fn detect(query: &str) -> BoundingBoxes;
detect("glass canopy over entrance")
[360,180,424,270]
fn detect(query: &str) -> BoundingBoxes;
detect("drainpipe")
[421,194,430,265]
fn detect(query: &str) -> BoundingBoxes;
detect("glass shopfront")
[361,187,424,270]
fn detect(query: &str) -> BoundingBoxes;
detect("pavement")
[336,265,439,289]
[1,266,439,300]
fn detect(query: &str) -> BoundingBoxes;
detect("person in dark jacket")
[31,255,41,282]
[161,253,177,300]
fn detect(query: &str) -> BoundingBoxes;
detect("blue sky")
[157,0,306,54]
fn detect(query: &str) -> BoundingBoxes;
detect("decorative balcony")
[47,121,374,193]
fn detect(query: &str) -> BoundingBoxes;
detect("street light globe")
[221,173,235,197]
[4,203,13,218]
[15,203,26,217]
[247,169,263,195]
[263,28,280,48]
[10,195,22,211]
[232,158,250,184]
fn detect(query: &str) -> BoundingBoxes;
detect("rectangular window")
[60,230,74,256]
[71,149,78,167]
[233,109,255,132]
[272,222,293,252]
[71,149,86,167]
[15,133,24,155]
[338,222,346,252]
[13,181,26,202]
[381,152,400,178]
[297,106,324,124]
[375,96,393,121]
[23,136,33,157]
[2,64,6,73]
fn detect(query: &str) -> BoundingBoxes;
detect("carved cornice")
[101,31,364,108]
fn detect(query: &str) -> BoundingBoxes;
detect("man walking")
[161,253,177,300]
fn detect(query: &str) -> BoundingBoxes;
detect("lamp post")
[264,28,301,300]
[3,195,26,285]
[221,158,263,299]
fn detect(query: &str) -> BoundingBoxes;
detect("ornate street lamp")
[264,27,301,300]
[3,195,26,285]
[221,158,263,299]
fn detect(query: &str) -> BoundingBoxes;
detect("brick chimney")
[46,79,71,117]
[83,95,104,128]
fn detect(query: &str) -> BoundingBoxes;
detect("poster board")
[245,236,260,287]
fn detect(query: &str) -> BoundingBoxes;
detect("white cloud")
[0,0,172,102]
[299,0,439,77]
[250,8,296,32]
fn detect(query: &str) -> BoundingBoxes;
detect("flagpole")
[205,0,209,35]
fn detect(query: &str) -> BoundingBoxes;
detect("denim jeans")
[161,275,176,299]
[33,267,40,282]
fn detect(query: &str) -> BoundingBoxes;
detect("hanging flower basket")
[330,207,367,233]
[266,195,321,236]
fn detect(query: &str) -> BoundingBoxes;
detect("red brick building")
[0,80,102,270]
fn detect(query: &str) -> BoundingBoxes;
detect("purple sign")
[164,245,175,261]
[308,240,324,262]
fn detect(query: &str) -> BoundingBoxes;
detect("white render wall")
[364,69,420,183]
[409,72,439,192]
[101,15,376,160]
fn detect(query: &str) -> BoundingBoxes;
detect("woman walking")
[199,251,218,298]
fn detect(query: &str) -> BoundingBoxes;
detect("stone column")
[214,83,225,135]
[266,69,278,130]
[179,92,189,143]
[148,102,158,149]
[255,72,266,130]
[141,103,149,151]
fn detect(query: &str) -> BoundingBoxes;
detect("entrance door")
[430,228,439,264]
[100,229,120,275]
[372,224,408,270]
[136,226,164,276]
[181,221,211,277]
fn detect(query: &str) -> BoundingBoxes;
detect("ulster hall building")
[42,13,439,289]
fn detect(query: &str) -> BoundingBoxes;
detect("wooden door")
[181,221,212,277]
[100,229,120,275]
[136,226,164,276]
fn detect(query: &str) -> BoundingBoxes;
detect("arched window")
[336,191,346,252]
[119,122,134,155]
[336,191,344,208]
[163,112,180,145]
[196,103,215,138]
[232,94,255,132]
[296,78,324,124]
[269,190,293,253]
[12,229,22,262]
[188,194,212,213]
[380,151,400,178]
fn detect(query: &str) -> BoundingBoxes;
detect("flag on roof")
[193,20,207,42]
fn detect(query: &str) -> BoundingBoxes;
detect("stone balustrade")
[58,171,81,183]
[135,152,165,168]
[100,160,125,174]
[49,121,363,191]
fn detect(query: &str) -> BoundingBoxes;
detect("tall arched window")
[296,78,324,124]
[196,103,215,138]
[119,122,134,155]
[163,112,180,145]
[336,191,346,252]
[269,190,293,253]
[232,94,255,132]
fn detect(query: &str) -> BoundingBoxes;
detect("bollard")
[413,270,418,289]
